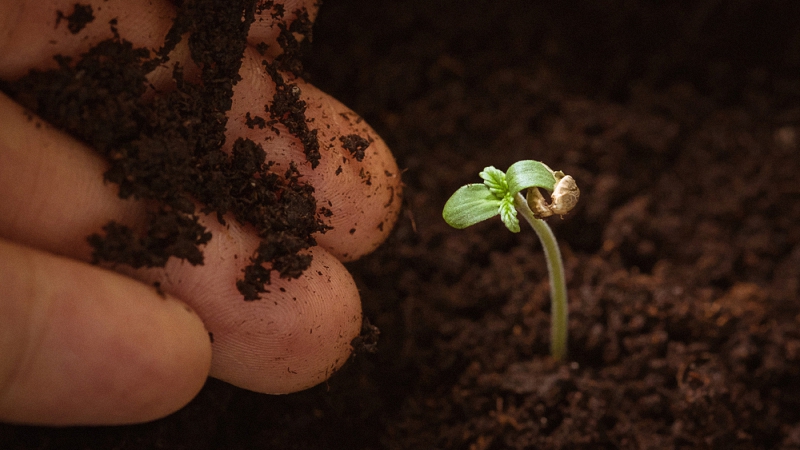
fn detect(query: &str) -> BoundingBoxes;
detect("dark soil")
[3,0,800,448]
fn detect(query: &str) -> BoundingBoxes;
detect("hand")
[0,0,401,425]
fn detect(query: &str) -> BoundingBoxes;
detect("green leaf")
[505,160,557,195]
[478,166,508,198]
[443,184,502,229]
[498,195,520,232]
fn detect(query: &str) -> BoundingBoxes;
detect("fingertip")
[207,246,363,393]
[301,92,404,261]
[0,239,212,425]
[227,52,403,261]
[134,218,363,394]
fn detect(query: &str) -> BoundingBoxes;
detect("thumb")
[0,239,212,425]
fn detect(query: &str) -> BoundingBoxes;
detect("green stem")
[514,193,568,361]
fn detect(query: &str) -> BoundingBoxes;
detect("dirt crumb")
[245,112,267,129]
[56,3,95,34]
[350,316,380,356]
[263,61,322,168]
[339,134,371,162]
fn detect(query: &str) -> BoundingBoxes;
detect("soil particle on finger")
[339,133,371,161]
[274,8,314,77]
[245,112,267,129]
[262,61,322,168]
[56,3,95,34]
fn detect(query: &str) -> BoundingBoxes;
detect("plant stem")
[514,193,568,361]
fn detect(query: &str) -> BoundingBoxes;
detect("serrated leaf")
[442,184,502,229]
[498,195,520,232]
[506,160,557,195]
[478,166,508,198]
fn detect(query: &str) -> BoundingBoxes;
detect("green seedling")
[442,160,579,361]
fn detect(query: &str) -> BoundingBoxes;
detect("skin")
[0,0,402,426]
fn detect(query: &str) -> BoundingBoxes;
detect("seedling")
[442,160,579,361]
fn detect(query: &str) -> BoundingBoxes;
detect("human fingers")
[0,93,361,394]
[0,92,145,259]
[128,221,363,393]
[0,239,211,426]
[0,0,399,394]
[1,0,402,260]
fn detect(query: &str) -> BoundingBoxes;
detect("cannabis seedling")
[442,160,579,361]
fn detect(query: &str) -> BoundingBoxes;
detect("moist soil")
[3,0,800,448]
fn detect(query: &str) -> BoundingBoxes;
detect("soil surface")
[3,0,800,449]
